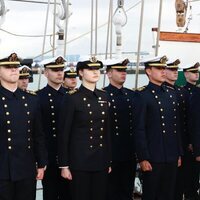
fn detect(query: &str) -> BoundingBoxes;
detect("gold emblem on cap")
[160,56,168,64]
[8,53,18,62]
[55,56,64,64]
[89,56,97,63]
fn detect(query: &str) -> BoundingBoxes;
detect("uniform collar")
[79,84,99,98]
[46,84,66,95]
[0,86,22,99]
[185,82,196,90]
[147,82,165,92]
[108,84,125,94]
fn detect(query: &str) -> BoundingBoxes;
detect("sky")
[0,0,200,65]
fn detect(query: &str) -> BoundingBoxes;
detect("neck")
[166,80,175,86]
[149,79,163,86]
[187,80,196,85]
[48,81,61,90]
[110,80,123,89]
[82,81,96,91]
[1,81,18,92]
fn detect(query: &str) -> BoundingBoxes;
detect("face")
[184,71,199,84]
[0,66,19,84]
[79,68,100,84]
[44,68,64,85]
[165,68,178,82]
[146,66,166,85]
[18,78,29,90]
[107,69,127,86]
[63,77,77,89]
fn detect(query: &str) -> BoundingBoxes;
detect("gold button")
[27,111,30,115]
[87,104,90,107]
[110,93,113,96]
[127,99,130,101]
[155,96,158,98]
[28,129,31,132]
[2,97,5,100]
[83,98,86,101]
[52,120,55,123]
[51,106,54,109]
[116,126,118,129]
[90,128,93,131]
[89,111,92,115]
[8,146,12,150]
[170,95,173,98]
[7,121,10,124]
[48,93,51,96]
[129,106,132,108]
[101,104,103,107]
[28,146,31,149]
[152,90,155,93]
[51,113,55,116]
[8,138,11,141]
[101,128,103,131]
[161,116,164,119]
[28,120,30,124]
[100,135,103,139]
[160,108,163,112]
[129,113,132,116]
[112,99,115,102]
[24,103,28,107]
[52,127,56,130]
[6,112,10,115]
[100,144,103,147]
[4,104,7,108]
[115,119,117,122]
[114,113,117,116]
[173,102,175,104]
[53,134,56,137]
[174,131,176,133]
[50,99,53,102]
[163,130,165,133]
[116,133,119,136]
[90,120,93,123]
[162,123,165,126]
[22,96,25,99]
[90,136,93,139]
[113,106,116,109]
[102,112,105,115]
[90,145,93,148]
[7,129,11,133]
[174,109,176,111]
[158,101,161,104]
[28,138,31,141]
[101,120,104,123]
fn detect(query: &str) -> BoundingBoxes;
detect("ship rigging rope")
[0,0,140,39]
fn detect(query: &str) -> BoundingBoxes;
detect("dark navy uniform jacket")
[58,85,111,171]
[189,86,200,157]
[37,84,68,166]
[164,82,189,150]
[0,86,47,181]
[133,82,183,163]
[104,84,135,162]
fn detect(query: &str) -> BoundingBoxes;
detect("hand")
[108,167,112,173]
[61,168,72,180]
[196,156,200,162]
[178,157,182,167]
[36,168,45,180]
[188,144,193,152]
[139,160,152,172]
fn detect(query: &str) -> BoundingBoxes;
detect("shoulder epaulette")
[137,86,146,91]
[68,89,78,95]
[26,90,37,95]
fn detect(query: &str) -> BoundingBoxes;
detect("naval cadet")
[0,53,47,200]
[17,65,31,91]
[58,57,111,200]
[164,59,189,200]
[103,59,136,200]
[183,62,200,200]
[133,56,183,200]
[37,56,70,200]
[63,66,78,92]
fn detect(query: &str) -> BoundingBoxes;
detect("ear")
[44,69,48,78]
[107,70,112,78]
[146,68,151,76]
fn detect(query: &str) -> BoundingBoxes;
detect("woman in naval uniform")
[58,57,111,200]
